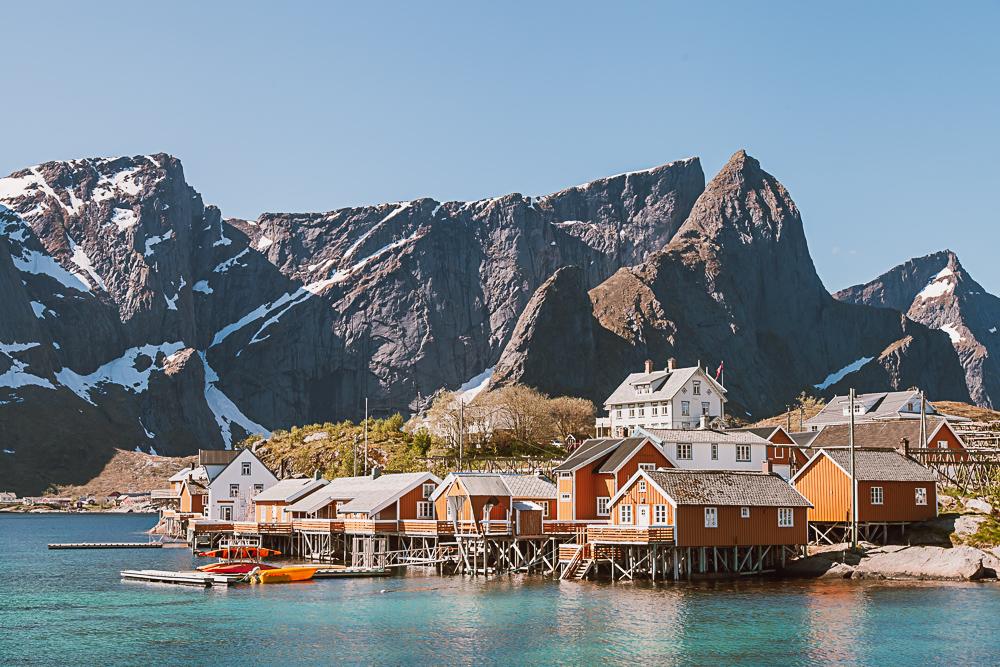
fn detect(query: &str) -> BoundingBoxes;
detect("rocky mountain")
[491,151,971,418]
[0,154,704,493]
[835,250,1000,407]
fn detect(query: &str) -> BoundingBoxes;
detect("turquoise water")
[1,514,999,666]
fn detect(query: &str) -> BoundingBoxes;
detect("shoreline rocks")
[784,542,999,582]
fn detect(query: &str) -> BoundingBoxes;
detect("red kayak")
[198,561,280,574]
[196,547,282,559]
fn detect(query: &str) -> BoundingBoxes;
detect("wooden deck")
[49,542,163,550]
[293,519,345,533]
[120,569,238,587]
[586,525,675,544]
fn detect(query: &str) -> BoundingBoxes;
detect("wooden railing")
[543,521,590,535]
[586,525,675,544]
[398,520,454,536]
[191,521,233,533]
[292,519,345,533]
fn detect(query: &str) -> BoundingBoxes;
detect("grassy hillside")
[54,449,196,498]
[932,401,1000,422]
[242,415,443,479]
[750,394,826,430]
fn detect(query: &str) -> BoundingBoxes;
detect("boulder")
[953,514,988,541]
[964,498,995,515]
[852,545,988,581]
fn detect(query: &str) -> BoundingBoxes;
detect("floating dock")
[120,569,239,587]
[314,567,390,578]
[49,542,163,550]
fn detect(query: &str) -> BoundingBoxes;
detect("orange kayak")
[251,566,318,583]
[197,561,280,574]
[196,547,281,559]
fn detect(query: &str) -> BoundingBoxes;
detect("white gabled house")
[602,358,727,437]
[635,427,771,472]
[205,448,278,521]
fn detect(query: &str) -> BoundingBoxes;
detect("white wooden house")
[205,448,278,521]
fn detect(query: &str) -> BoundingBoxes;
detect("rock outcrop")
[0,154,704,493]
[835,250,1000,408]
[785,543,998,581]
[491,151,970,417]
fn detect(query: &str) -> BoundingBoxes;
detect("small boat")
[196,546,281,559]
[249,565,319,584]
[198,561,280,574]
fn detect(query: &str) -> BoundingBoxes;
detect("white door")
[637,505,650,527]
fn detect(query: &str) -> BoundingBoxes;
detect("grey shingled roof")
[499,474,556,499]
[604,366,726,407]
[818,448,939,482]
[805,391,934,427]
[642,428,768,445]
[789,431,820,448]
[199,449,239,466]
[809,418,949,450]
[458,475,512,497]
[643,469,811,507]
[253,478,327,503]
[287,472,433,514]
[553,438,623,472]
[730,427,780,440]
[597,437,654,473]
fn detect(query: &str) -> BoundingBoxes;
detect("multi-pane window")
[937,440,948,449]
[616,409,622,419]
[652,406,659,416]
[560,493,571,502]
[693,381,701,396]
[253,484,264,494]
[871,487,884,505]
[638,407,644,417]
[702,402,710,416]
[597,497,610,516]
[619,505,633,524]
[778,508,794,527]
[681,401,690,417]
[711,443,718,460]
[422,483,436,498]
[629,407,635,417]
[736,445,751,462]
[677,443,693,460]
[229,484,240,498]
[654,504,668,524]
[638,463,656,471]
[220,506,232,521]
[638,480,647,493]
[241,462,252,476]
[538,501,549,517]
[740,506,750,519]
[915,487,927,506]
[417,501,434,519]
[704,507,718,528]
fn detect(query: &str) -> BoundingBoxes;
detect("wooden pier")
[49,542,163,550]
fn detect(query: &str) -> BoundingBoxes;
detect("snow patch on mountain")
[199,352,269,448]
[55,342,185,405]
[814,356,875,390]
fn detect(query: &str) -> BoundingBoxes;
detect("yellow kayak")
[250,565,318,584]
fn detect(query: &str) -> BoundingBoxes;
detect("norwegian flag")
[715,361,724,381]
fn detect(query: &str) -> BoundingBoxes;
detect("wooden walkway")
[120,569,238,587]
[49,542,163,550]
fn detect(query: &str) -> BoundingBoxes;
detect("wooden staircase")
[560,544,594,580]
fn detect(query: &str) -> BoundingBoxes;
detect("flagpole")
[364,397,369,475]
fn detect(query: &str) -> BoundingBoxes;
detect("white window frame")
[871,487,884,505]
[677,443,692,460]
[711,443,718,460]
[638,480,647,493]
[538,501,549,517]
[653,504,668,524]
[616,409,622,419]
[638,462,656,472]
[736,444,751,462]
[560,493,571,502]
[229,484,240,498]
[619,505,633,524]
[681,401,690,417]
[596,496,610,516]
[422,483,436,498]
[741,506,750,519]
[701,402,710,416]
[704,506,718,528]
[652,406,659,416]
[241,462,252,476]
[416,501,434,519]
[446,504,454,521]
[638,407,644,417]
[220,505,232,521]
[937,440,948,449]
[693,381,701,396]
[253,483,264,495]
[915,487,927,506]
[778,507,794,527]
[559,471,572,478]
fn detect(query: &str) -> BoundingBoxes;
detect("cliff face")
[0,154,704,493]
[836,250,1000,407]
[491,151,970,418]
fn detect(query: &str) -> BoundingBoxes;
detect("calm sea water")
[1,514,999,666]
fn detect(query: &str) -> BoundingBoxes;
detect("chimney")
[370,465,382,480]
[644,359,653,374]
[900,437,910,457]
[699,415,709,430]
[762,460,773,474]
[667,357,677,372]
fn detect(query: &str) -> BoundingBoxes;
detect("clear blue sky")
[3,1,997,292]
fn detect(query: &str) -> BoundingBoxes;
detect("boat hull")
[197,562,279,574]
[254,566,318,583]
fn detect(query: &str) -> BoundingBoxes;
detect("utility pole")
[919,390,927,455]
[364,397,369,475]
[849,387,858,549]
[786,406,791,433]
[459,399,465,471]
[353,434,359,477]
